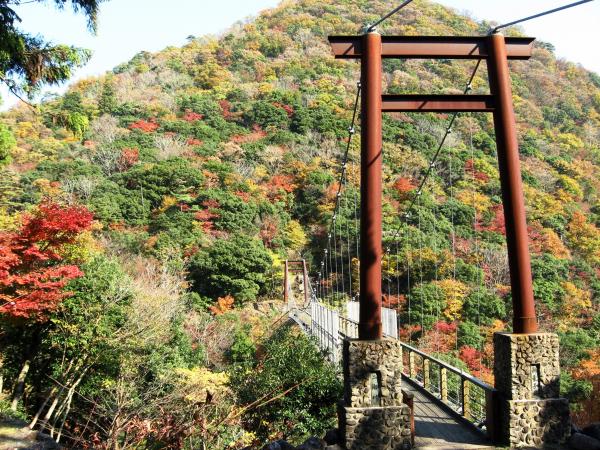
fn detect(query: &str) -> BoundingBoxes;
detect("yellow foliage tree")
[456,190,491,214]
[173,367,231,404]
[523,185,563,221]
[560,281,592,330]
[542,228,571,260]
[285,220,307,252]
[157,195,178,214]
[567,212,600,266]
[435,279,468,321]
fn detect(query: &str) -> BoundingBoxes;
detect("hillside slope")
[1,0,599,446]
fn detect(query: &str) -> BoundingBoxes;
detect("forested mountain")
[0,0,599,447]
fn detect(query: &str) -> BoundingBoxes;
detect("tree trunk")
[29,386,58,430]
[30,358,78,430]
[10,359,30,410]
[55,388,75,443]
[38,363,89,433]
[11,326,43,411]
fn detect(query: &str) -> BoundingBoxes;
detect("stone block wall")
[340,405,411,450]
[493,332,570,448]
[343,339,403,407]
[503,398,570,448]
[339,338,412,450]
[494,332,560,400]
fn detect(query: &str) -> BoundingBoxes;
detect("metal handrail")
[400,341,494,392]
[335,313,496,435]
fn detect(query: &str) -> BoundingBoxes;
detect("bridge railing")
[401,341,497,437]
[336,315,496,438]
[286,265,497,439]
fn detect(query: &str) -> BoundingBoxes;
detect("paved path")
[404,381,496,449]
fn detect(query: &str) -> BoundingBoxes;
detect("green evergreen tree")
[0,0,104,100]
[0,123,16,166]
[98,75,117,114]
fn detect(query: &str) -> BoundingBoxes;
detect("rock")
[583,423,600,441]
[263,441,294,450]
[323,429,339,445]
[297,436,325,450]
[568,432,600,450]
[36,435,61,449]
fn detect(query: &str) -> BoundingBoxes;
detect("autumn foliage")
[129,119,159,133]
[209,295,235,315]
[118,147,139,171]
[0,202,93,320]
[182,110,204,122]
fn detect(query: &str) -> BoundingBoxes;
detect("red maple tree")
[482,204,506,235]
[465,159,490,183]
[393,177,416,202]
[267,174,296,201]
[118,147,139,171]
[129,119,159,133]
[0,202,93,321]
[182,110,204,122]
[459,345,484,376]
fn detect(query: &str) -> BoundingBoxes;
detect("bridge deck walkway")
[404,381,495,449]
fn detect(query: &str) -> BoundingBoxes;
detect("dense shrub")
[189,234,272,304]
[230,325,342,445]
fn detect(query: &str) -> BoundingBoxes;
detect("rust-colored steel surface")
[382,94,495,112]
[359,32,383,340]
[328,36,534,60]
[487,33,538,334]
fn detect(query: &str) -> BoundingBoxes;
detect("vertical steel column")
[359,31,383,340]
[487,33,538,334]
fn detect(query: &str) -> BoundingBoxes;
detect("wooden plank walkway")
[404,382,496,449]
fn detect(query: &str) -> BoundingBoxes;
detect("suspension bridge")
[276,2,595,448]
[285,260,495,449]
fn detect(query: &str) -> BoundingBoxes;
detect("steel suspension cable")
[336,212,346,299]
[366,0,416,32]
[492,0,595,33]
[343,174,354,301]
[386,59,482,248]
[327,235,333,298]
[418,194,424,339]
[468,114,484,370]
[315,82,361,303]
[332,225,339,295]
[448,148,459,352]
[406,221,412,344]
[431,162,441,354]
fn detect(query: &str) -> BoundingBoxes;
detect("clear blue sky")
[1,0,598,110]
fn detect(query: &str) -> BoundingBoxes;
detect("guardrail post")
[402,389,415,447]
[462,379,471,420]
[423,359,430,390]
[485,388,500,443]
[409,351,416,379]
[440,367,448,402]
